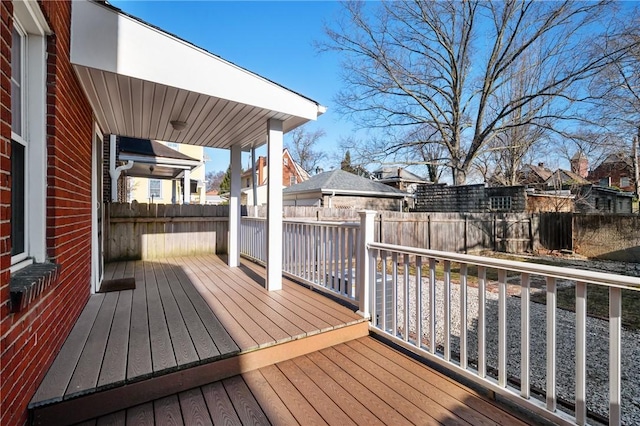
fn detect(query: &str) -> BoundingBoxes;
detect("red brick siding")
[1,2,94,425]
[589,161,636,192]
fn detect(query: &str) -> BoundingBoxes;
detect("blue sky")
[109,0,353,174]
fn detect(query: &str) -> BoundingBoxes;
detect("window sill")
[9,263,60,313]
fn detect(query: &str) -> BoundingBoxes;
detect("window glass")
[11,140,25,256]
[149,179,162,199]
[490,196,511,211]
[11,25,23,136]
[620,177,630,187]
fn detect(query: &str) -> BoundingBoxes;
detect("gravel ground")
[382,275,640,425]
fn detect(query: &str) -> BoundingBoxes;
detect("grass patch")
[530,285,640,330]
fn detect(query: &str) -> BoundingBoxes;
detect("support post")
[108,134,133,202]
[266,119,283,290]
[357,210,376,319]
[183,169,190,204]
[228,145,242,267]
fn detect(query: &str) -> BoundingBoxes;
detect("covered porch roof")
[118,137,201,179]
[70,0,325,150]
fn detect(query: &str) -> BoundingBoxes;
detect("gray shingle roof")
[283,169,406,197]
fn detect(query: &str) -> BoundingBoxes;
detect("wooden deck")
[29,254,533,426]
[81,336,529,426]
[29,255,367,425]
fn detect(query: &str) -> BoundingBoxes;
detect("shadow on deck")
[29,255,530,425]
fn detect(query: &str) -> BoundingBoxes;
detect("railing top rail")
[369,242,640,290]
[242,216,360,228]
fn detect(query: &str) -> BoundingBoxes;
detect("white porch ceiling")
[70,0,324,150]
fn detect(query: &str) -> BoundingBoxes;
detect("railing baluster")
[460,263,468,369]
[333,227,339,291]
[575,281,587,425]
[381,251,388,332]
[429,258,436,354]
[348,229,354,298]
[404,254,410,342]
[371,248,378,327]
[546,276,557,412]
[498,269,507,387]
[392,252,398,337]
[444,260,451,361]
[610,286,622,426]
[520,273,530,399]
[478,265,486,378]
[416,256,422,349]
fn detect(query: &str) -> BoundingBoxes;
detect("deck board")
[145,261,177,373]
[97,290,132,388]
[89,336,529,425]
[31,294,104,405]
[152,261,199,367]
[127,261,152,381]
[177,389,213,426]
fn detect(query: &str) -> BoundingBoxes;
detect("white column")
[266,119,283,291]
[228,144,242,267]
[357,210,376,318]
[183,169,190,204]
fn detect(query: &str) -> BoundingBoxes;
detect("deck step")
[29,321,369,426]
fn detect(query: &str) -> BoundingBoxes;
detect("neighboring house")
[1,1,323,424]
[205,189,227,205]
[574,185,634,214]
[518,163,553,188]
[121,138,206,204]
[283,169,408,211]
[371,167,429,193]
[545,168,590,190]
[241,148,310,205]
[588,152,637,192]
[413,184,528,213]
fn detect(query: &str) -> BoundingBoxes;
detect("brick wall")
[1,2,94,425]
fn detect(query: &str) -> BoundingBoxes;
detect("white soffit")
[70,0,324,149]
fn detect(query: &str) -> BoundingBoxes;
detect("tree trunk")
[633,129,640,199]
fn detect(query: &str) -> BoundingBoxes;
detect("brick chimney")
[570,152,588,178]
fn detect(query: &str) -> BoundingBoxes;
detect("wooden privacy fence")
[105,203,231,261]
[247,206,537,254]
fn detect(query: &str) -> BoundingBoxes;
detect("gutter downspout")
[109,134,134,202]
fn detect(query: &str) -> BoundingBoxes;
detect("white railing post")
[357,210,376,319]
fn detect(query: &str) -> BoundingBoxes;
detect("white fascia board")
[71,0,323,120]
[118,153,201,168]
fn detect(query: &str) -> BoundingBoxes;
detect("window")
[620,177,630,187]
[283,157,288,166]
[166,142,179,151]
[10,9,48,270]
[490,196,512,211]
[289,176,297,186]
[149,179,162,199]
[599,177,610,187]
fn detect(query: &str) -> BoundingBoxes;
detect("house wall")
[575,186,633,214]
[322,195,403,211]
[589,159,635,192]
[526,194,574,213]
[128,143,206,204]
[413,184,527,213]
[1,3,94,425]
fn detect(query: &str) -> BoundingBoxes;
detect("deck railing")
[240,216,364,305]
[364,241,639,426]
[241,211,640,425]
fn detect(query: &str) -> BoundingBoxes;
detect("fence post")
[357,210,376,319]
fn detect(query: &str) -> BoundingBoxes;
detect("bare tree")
[285,126,327,173]
[205,170,226,192]
[322,0,633,184]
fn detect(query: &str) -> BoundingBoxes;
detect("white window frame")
[620,176,630,187]
[149,179,162,200]
[490,196,512,212]
[10,3,49,272]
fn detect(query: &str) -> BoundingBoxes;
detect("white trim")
[118,153,201,168]
[70,0,321,120]
[91,125,104,293]
[228,145,242,267]
[266,119,283,291]
[148,179,163,200]
[10,6,48,268]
